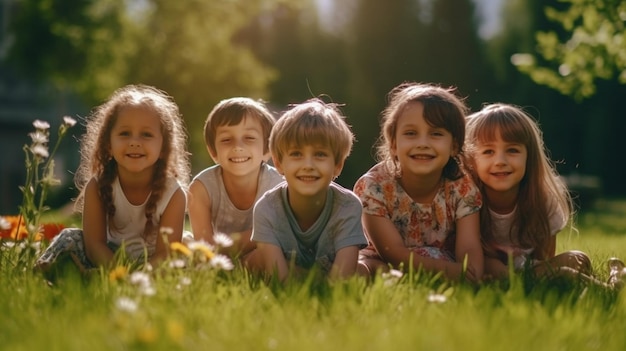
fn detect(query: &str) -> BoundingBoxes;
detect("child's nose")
[303,155,315,168]
[416,135,430,147]
[233,139,245,151]
[494,151,507,164]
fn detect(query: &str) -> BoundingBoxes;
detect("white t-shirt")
[490,203,566,269]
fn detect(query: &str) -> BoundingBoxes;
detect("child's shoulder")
[443,173,482,204]
[192,164,221,181]
[256,181,287,209]
[356,163,391,183]
[330,182,362,206]
[260,162,284,181]
[354,163,395,193]
[445,172,479,191]
[163,176,185,198]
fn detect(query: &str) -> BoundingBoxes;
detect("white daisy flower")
[213,233,234,248]
[129,271,151,286]
[31,145,49,159]
[160,226,174,236]
[115,297,138,313]
[427,293,447,304]
[29,131,48,145]
[169,259,186,269]
[0,217,10,231]
[33,120,50,131]
[62,116,77,127]
[187,240,215,252]
[210,254,234,271]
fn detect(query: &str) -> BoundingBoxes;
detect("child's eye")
[315,151,329,158]
[431,129,446,137]
[403,130,416,136]
[288,150,302,157]
[220,138,231,143]
[481,149,494,155]
[118,131,130,136]
[507,147,520,154]
[142,132,154,138]
[245,136,257,141]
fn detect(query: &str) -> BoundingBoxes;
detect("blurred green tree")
[512,0,626,100]
[6,0,295,171]
[6,0,131,103]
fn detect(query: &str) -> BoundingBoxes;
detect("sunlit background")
[1,0,624,214]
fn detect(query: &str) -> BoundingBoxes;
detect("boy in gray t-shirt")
[250,98,367,282]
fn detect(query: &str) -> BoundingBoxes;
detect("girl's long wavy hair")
[376,82,469,180]
[464,103,573,259]
[74,84,191,237]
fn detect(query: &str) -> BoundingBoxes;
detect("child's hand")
[462,263,480,283]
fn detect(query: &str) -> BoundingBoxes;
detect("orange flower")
[0,215,65,241]
[39,222,65,241]
[0,215,28,240]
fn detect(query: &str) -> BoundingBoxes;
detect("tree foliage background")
[4,0,626,201]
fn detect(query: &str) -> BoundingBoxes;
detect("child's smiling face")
[109,106,164,177]
[210,116,270,177]
[472,128,527,199]
[274,143,343,200]
[392,101,456,180]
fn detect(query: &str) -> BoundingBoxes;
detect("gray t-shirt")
[193,162,283,235]
[251,182,368,272]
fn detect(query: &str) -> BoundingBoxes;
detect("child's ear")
[207,146,219,164]
[452,141,460,157]
[272,156,284,175]
[390,140,398,160]
[334,159,346,179]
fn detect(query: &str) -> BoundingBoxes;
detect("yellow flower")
[167,320,184,344]
[188,241,215,261]
[136,325,157,344]
[170,242,192,257]
[109,266,129,283]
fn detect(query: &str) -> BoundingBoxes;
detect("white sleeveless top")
[107,176,182,259]
[192,162,283,236]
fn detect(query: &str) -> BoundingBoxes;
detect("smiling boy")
[249,98,367,282]
[188,97,283,261]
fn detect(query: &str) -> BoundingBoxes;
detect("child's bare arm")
[455,212,484,282]
[222,229,255,258]
[484,257,509,279]
[82,179,114,266]
[187,179,215,243]
[329,246,359,280]
[363,213,462,278]
[256,242,288,282]
[150,188,186,266]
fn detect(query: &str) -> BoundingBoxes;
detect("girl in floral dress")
[354,82,483,282]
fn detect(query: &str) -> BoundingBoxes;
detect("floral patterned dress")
[353,163,482,261]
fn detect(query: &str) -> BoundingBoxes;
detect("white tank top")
[107,176,182,259]
[192,162,283,236]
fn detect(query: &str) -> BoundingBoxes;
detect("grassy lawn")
[2,199,626,351]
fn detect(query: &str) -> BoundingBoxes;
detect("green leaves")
[513,0,626,100]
